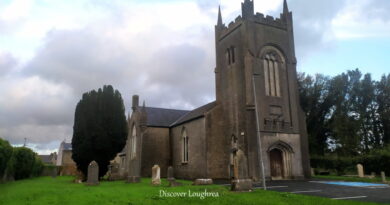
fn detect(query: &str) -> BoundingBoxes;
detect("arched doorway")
[270,149,284,180]
[268,141,294,180]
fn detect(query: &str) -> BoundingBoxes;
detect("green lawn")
[314,175,390,183]
[0,176,385,205]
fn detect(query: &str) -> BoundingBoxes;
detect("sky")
[0,0,389,154]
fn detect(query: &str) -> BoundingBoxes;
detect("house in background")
[38,152,57,165]
[56,141,77,175]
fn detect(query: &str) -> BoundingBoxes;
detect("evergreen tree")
[72,85,127,178]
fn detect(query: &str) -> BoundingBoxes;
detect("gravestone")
[357,164,364,178]
[166,166,182,187]
[151,165,161,185]
[310,168,315,176]
[231,149,252,191]
[167,166,174,181]
[51,167,57,178]
[368,172,376,179]
[86,161,99,185]
[381,171,387,183]
[108,162,121,181]
[193,179,213,185]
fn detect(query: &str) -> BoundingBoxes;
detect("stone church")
[120,0,310,184]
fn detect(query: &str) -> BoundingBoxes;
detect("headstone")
[310,168,315,176]
[193,179,213,185]
[167,166,174,181]
[108,162,121,181]
[166,166,182,187]
[86,161,99,185]
[357,164,364,178]
[151,165,161,185]
[231,149,253,191]
[368,172,376,179]
[51,167,57,178]
[381,171,387,183]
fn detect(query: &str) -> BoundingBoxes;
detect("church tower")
[215,0,310,181]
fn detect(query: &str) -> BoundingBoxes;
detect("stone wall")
[141,127,170,177]
[171,118,207,179]
[205,105,230,179]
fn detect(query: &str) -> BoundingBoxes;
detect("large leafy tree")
[377,74,390,146]
[72,85,127,178]
[298,69,390,157]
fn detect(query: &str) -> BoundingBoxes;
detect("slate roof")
[170,101,217,127]
[38,155,52,164]
[62,142,72,150]
[144,107,190,127]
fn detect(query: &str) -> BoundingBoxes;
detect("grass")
[314,175,390,183]
[0,176,385,205]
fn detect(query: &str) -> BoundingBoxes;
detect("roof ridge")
[170,101,216,127]
[144,106,190,112]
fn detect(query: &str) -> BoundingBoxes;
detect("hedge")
[311,148,390,176]
[0,138,13,178]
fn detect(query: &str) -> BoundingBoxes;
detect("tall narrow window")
[182,129,189,163]
[226,49,231,65]
[131,125,136,159]
[263,53,281,97]
[226,46,236,66]
[231,46,235,63]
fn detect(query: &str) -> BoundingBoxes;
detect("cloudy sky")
[0,0,389,154]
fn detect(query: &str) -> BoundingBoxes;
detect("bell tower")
[214,0,311,181]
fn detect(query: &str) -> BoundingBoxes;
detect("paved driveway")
[254,180,390,203]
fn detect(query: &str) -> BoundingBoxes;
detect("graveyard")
[0,176,385,205]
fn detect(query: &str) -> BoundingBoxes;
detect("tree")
[298,73,334,155]
[377,74,390,146]
[72,85,127,178]
[12,147,36,180]
[0,138,13,179]
[299,69,390,158]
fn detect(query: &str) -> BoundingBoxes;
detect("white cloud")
[331,0,390,39]
[1,0,389,154]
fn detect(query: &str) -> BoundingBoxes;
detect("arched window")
[226,46,236,66]
[131,125,136,159]
[182,129,189,163]
[263,52,281,97]
[231,46,236,64]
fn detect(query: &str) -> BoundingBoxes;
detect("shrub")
[0,138,13,178]
[31,156,44,177]
[12,147,36,180]
[311,147,390,176]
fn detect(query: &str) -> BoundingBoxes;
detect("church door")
[270,149,284,180]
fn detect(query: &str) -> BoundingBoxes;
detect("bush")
[0,138,13,178]
[31,156,44,177]
[310,155,358,175]
[311,147,390,176]
[360,147,390,175]
[12,147,36,180]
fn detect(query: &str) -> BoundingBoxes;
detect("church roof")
[171,101,216,127]
[63,142,72,150]
[144,107,190,127]
[38,155,52,164]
